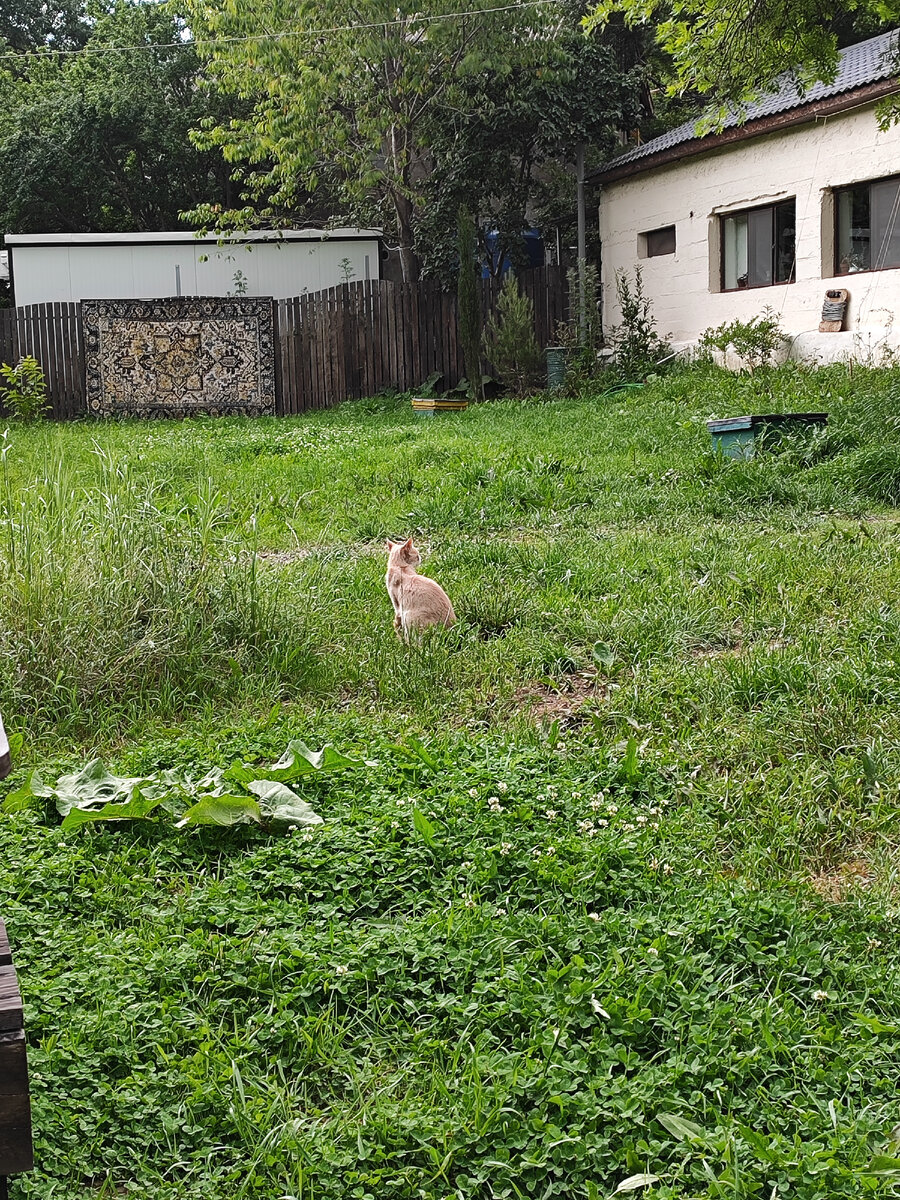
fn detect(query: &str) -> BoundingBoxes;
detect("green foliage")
[183,0,567,281]
[585,0,896,106]
[482,273,543,396]
[7,740,359,831]
[698,309,786,373]
[417,2,651,279]
[0,2,238,235]
[609,265,669,380]
[0,354,47,420]
[456,206,483,402]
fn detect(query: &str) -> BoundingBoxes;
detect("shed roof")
[593,29,900,183]
[4,228,382,248]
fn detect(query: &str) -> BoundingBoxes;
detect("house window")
[836,175,900,273]
[721,200,795,290]
[643,225,676,257]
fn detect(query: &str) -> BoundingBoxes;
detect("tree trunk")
[392,189,420,283]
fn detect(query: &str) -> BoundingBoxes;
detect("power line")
[0,0,566,65]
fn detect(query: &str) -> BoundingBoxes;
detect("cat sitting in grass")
[385,538,455,642]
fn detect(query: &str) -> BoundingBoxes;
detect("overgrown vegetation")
[0,355,48,421]
[3,363,900,1198]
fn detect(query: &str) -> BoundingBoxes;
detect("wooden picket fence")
[274,267,567,414]
[0,266,567,420]
[0,303,84,420]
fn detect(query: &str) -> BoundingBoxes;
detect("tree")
[0,2,239,232]
[585,0,898,106]
[0,0,88,53]
[182,0,567,281]
[415,3,651,281]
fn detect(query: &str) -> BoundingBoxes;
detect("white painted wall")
[6,230,381,307]
[599,103,900,364]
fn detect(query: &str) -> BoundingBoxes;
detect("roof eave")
[591,78,900,186]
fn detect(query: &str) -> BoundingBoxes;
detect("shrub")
[609,266,669,380]
[483,273,543,397]
[0,355,48,421]
[698,309,785,373]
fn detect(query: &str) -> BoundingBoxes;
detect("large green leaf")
[2,769,53,812]
[226,740,360,785]
[53,760,152,817]
[176,795,263,827]
[247,780,323,826]
[62,788,167,830]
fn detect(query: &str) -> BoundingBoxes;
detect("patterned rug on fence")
[82,297,275,418]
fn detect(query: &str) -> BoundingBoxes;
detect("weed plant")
[2,364,900,1198]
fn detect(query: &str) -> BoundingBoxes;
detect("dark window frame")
[720,199,796,292]
[834,174,900,277]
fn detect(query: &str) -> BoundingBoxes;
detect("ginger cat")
[385,538,455,641]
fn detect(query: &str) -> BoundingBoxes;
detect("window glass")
[774,201,796,283]
[871,178,900,269]
[723,212,748,288]
[748,207,774,286]
[837,184,870,272]
[721,200,794,289]
[645,226,676,256]
[836,177,900,273]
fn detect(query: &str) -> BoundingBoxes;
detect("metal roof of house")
[597,28,899,178]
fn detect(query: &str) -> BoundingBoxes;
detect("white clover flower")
[589,798,605,811]
[464,896,476,909]
[867,937,883,949]
[532,847,543,858]
[468,787,479,798]
[545,846,556,856]
[812,989,829,1001]
[649,857,660,870]
[497,781,508,793]
[500,842,513,855]
[663,864,673,875]
[597,818,609,828]
[587,912,601,921]
[537,793,546,802]
[623,823,635,832]
[495,906,507,915]
[390,820,399,829]
[334,965,349,976]
[607,804,618,814]
[488,797,503,813]
[544,809,558,821]
[572,791,582,800]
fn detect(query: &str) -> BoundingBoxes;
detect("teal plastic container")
[707,413,827,460]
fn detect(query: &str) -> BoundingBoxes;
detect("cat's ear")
[385,539,395,550]
[404,537,414,549]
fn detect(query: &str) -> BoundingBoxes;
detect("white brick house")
[594,31,900,363]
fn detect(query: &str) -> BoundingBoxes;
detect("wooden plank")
[0,1031,32,1175]
[285,298,298,415]
[0,967,23,1032]
[298,295,311,413]
[0,921,9,966]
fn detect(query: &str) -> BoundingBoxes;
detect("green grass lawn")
[3,363,900,1199]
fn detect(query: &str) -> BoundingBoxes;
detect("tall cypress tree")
[456,206,483,402]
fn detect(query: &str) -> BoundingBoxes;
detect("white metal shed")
[5,228,382,307]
